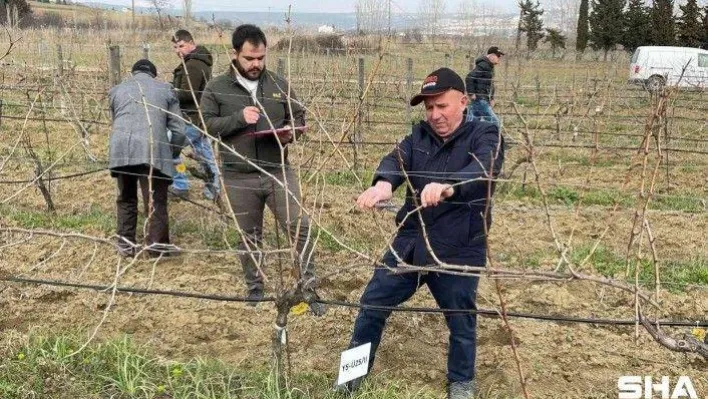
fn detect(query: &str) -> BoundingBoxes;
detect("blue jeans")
[350,260,480,383]
[172,124,220,199]
[467,99,500,127]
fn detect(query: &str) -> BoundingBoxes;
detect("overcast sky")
[80,0,517,13]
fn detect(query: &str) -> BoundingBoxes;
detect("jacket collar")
[228,65,267,87]
[132,71,155,80]
[420,118,470,146]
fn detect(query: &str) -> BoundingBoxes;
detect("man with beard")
[200,24,326,316]
[169,29,219,201]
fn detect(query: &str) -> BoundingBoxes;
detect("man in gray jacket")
[108,59,186,257]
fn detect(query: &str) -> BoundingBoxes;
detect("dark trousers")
[115,165,170,247]
[351,267,480,383]
[223,168,316,292]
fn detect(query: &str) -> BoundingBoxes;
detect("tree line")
[517,0,708,60]
[577,0,708,59]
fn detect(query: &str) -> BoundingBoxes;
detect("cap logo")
[422,75,438,90]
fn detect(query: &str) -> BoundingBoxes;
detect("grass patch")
[0,333,439,399]
[549,153,618,168]
[171,219,242,250]
[571,244,707,291]
[1,203,114,234]
[315,170,374,188]
[501,184,703,212]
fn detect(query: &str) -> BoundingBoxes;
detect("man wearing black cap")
[336,68,504,398]
[108,59,186,257]
[465,46,504,127]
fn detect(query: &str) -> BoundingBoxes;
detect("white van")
[628,46,708,91]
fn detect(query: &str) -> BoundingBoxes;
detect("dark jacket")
[172,45,213,123]
[373,119,504,267]
[108,72,186,178]
[200,67,306,173]
[465,56,495,101]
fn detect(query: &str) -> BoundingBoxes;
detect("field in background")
[0,25,706,398]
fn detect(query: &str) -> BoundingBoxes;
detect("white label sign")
[336,342,372,385]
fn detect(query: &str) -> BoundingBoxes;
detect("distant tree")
[544,28,567,58]
[150,0,173,29]
[519,0,545,56]
[418,0,446,40]
[703,6,708,49]
[0,0,31,25]
[651,0,675,46]
[676,0,702,47]
[589,0,625,60]
[576,0,589,57]
[621,0,651,53]
[355,0,388,34]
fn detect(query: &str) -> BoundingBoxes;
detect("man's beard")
[232,59,263,81]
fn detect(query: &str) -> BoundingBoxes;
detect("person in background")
[200,24,326,316]
[465,46,504,127]
[108,59,186,258]
[169,29,219,201]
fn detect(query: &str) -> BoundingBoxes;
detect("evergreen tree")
[677,0,702,47]
[622,0,651,52]
[700,5,708,48]
[651,0,676,46]
[0,0,31,25]
[519,0,545,55]
[589,0,626,60]
[543,28,567,58]
[576,0,589,57]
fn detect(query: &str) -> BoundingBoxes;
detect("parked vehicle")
[628,46,708,91]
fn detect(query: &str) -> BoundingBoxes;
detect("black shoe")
[146,243,181,258]
[117,243,135,258]
[246,288,264,307]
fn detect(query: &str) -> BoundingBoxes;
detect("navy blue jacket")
[373,119,504,267]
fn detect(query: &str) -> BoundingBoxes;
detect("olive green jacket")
[200,66,305,173]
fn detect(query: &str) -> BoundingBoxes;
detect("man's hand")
[420,183,454,207]
[278,124,294,144]
[490,99,495,107]
[242,106,260,124]
[357,181,393,210]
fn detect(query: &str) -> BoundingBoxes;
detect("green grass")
[0,333,440,399]
[1,203,114,234]
[501,184,704,212]
[571,244,708,292]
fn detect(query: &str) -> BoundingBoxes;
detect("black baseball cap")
[410,67,465,106]
[131,59,157,78]
[487,46,505,56]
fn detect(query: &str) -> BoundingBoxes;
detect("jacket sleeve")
[445,124,504,201]
[465,71,477,97]
[371,133,414,191]
[201,84,249,138]
[469,67,492,97]
[108,87,117,118]
[278,78,306,140]
[166,91,187,157]
[174,59,206,104]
